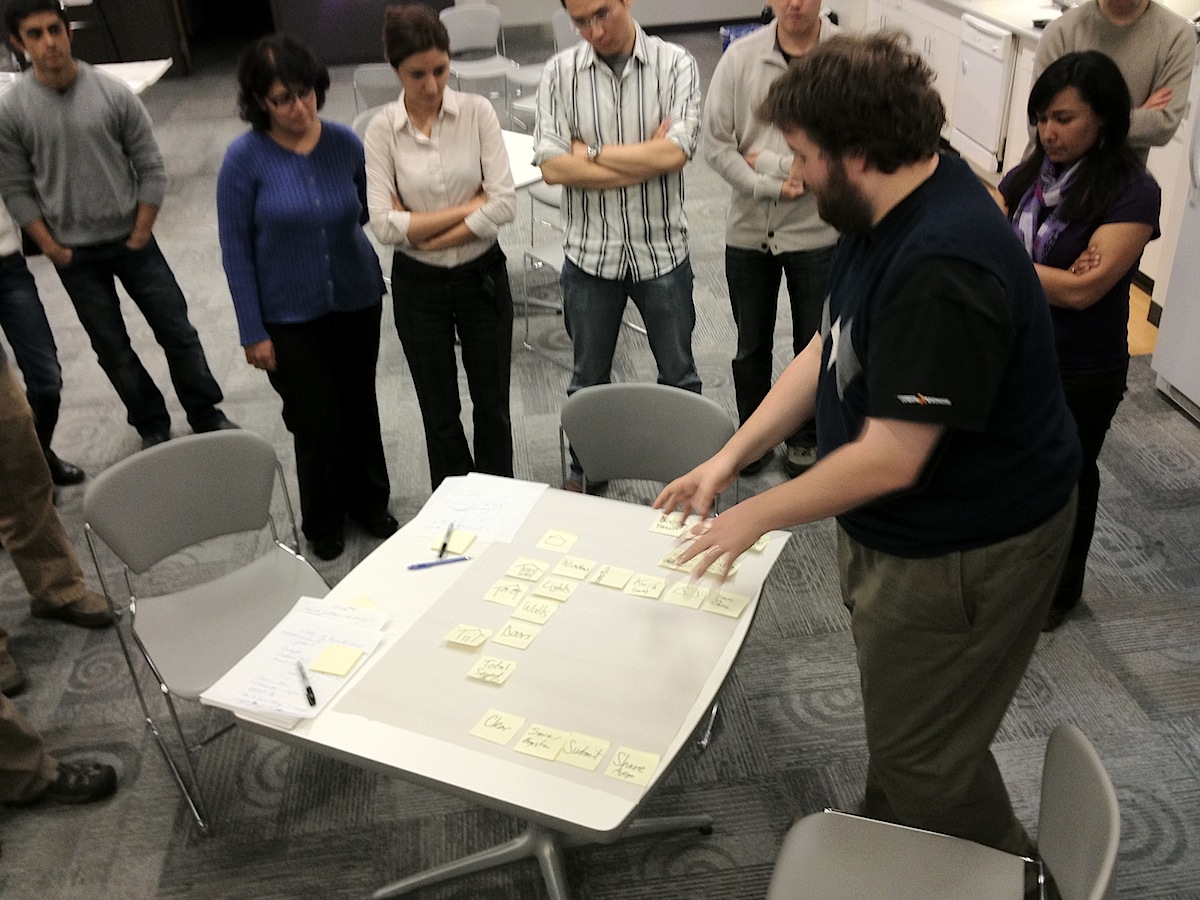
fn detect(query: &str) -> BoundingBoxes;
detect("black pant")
[725,244,833,447]
[265,305,391,543]
[392,246,514,491]
[1054,365,1127,612]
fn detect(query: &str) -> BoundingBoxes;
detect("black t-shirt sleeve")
[868,257,1015,432]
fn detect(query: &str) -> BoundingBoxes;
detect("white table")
[0,58,171,97]
[503,129,542,189]
[236,474,789,899]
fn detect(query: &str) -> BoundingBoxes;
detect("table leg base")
[371,814,714,900]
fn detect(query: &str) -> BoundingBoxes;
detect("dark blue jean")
[725,244,834,448]
[54,237,224,437]
[561,258,702,479]
[0,252,62,447]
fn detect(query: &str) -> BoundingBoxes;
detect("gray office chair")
[440,3,516,115]
[353,62,398,113]
[559,383,737,499]
[507,10,580,131]
[83,431,330,832]
[766,722,1120,900]
[522,179,568,368]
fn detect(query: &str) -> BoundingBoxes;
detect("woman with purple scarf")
[999,50,1160,630]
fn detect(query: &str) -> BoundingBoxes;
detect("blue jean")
[725,244,834,448]
[0,252,62,449]
[54,237,224,437]
[561,258,702,478]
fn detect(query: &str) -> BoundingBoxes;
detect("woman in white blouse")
[364,3,516,490]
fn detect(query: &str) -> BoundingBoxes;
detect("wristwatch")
[587,142,602,163]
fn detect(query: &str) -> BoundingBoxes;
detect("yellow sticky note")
[432,529,475,555]
[604,747,661,786]
[702,589,752,619]
[536,529,579,552]
[552,555,597,580]
[664,582,711,609]
[558,733,611,771]
[659,544,699,572]
[466,656,518,685]
[469,709,526,746]
[346,595,378,609]
[308,643,365,676]
[511,596,558,625]
[624,574,667,599]
[592,564,634,589]
[514,723,570,760]
[533,577,578,602]
[483,579,527,606]
[491,619,542,650]
[443,624,493,647]
[648,512,687,537]
[507,557,550,582]
[749,534,771,553]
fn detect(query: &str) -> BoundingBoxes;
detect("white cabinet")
[1001,40,1037,174]
[865,0,961,137]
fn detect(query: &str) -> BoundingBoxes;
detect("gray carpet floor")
[1,22,1198,900]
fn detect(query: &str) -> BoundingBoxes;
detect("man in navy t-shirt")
[656,33,1080,857]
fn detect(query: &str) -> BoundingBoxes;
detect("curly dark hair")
[1000,51,1138,228]
[383,4,449,69]
[235,33,330,131]
[759,31,944,173]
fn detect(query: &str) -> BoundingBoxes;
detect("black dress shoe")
[193,414,239,433]
[310,537,345,561]
[46,451,86,486]
[353,512,398,540]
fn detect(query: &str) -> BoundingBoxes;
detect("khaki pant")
[838,492,1076,856]
[0,358,89,610]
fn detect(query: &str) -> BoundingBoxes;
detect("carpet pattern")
[0,24,1197,900]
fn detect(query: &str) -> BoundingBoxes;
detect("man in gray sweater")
[1034,0,1195,163]
[0,0,232,449]
[702,0,839,478]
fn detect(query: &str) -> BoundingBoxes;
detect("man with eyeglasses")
[534,0,702,493]
[0,0,233,452]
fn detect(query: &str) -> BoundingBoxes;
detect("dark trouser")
[392,245,514,491]
[0,251,63,453]
[54,237,224,438]
[265,305,391,544]
[838,490,1075,856]
[1054,366,1128,613]
[725,244,833,447]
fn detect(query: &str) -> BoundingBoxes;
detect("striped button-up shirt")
[533,23,700,282]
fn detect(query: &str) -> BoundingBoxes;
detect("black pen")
[296,660,316,707]
[438,522,454,558]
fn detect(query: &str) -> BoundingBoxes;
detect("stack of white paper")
[200,596,388,724]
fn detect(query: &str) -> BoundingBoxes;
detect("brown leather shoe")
[31,590,114,629]
[564,477,584,493]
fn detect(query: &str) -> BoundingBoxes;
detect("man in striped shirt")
[534,0,703,492]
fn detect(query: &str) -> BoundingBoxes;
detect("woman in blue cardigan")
[217,34,395,561]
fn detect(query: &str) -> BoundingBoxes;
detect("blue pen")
[407,555,471,571]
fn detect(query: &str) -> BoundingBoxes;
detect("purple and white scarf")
[1012,156,1084,263]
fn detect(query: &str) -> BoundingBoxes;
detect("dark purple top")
[1000,166,1161,375]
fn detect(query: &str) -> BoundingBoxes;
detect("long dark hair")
[1001,51,1138,226]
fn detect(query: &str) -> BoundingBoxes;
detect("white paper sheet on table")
[408,473,547,543]
[200,596,387,721]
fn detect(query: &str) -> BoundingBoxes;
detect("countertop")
[918,0,1198,43]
